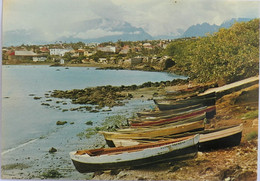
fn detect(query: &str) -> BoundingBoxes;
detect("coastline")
[1,64,258,180]
[92,84,258,181]
[2,62,175,73]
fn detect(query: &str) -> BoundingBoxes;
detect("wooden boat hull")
[154,92,215,104]
[137,104,203,118]
[70,135,199,173]
[156,97,216,111]
[199,76,259,98]
[198,124,242,151]
[109,124,243,150]
[100,118,205,141]
[131,106,215,127]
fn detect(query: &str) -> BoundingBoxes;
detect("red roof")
[40,47,49,52]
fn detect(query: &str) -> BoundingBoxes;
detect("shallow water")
[1,65,185,179]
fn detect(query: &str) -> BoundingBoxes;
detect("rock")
[41,103,50,106]
[224,177,231,181]
[197,152,203,157]
[33,97,42,100]
[49,147,57,153]
[90,109,99,113]
[85,121,93,125]
[56,121,67,125]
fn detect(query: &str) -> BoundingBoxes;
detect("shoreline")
[2,62,177,74]
[1,64,258,180]
[92,84,258,181]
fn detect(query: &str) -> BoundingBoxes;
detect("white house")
[60,59,65,64]
[49,48,73,56]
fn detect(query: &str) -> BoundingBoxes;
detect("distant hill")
[2,18,254,46]
[181,18,253,38]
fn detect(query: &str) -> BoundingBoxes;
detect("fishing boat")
[69,135,200,173]
[155,96,216,111]
[110,124,242,149]
[199,76,259,97]
[155,91,215,103]
[100,115,205,147]
[199,124,242,151]
[130,106,216,127]
[137,104,203,118]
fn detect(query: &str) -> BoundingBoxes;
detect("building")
[119,45,130,54]
[143,43,152,49]
[98,58,107,63]
[50,48,73,56]
[97,46,116,53]
[60,59,65,64]
[11,51,38,61]
[71,49,85,57]
[124,56,143,67]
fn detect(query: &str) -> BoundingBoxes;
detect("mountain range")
[3,18,253,46]
[181,18,253,38]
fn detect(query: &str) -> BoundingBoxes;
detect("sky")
[2,0,260,43]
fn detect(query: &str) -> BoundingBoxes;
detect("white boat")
[70,134,200,173]
[110,124,243,150]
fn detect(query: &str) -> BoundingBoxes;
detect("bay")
[1,65,186,179]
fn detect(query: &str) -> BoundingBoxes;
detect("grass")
[76,115,128,139]
[42,169,62,178]
[240,110,258,120]
[2,163,30,170]
[246,131,258,141]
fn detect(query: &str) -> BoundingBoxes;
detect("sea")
[1,65,186,179]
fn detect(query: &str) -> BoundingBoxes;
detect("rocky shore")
[91,84,258,180]
[49,79,191,111]
[29,65,258,180]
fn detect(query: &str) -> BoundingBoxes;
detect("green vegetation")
[77,115,128,139]
[240,110,258,120]
[246,131,258,141]
[42,169,62,178]
[2,163,30,170]
[165,19,259,83]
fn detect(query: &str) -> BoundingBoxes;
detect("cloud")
[2,0,259,42]
[112,0,259,36]
[87,0,125,20]
[73,29,123,39]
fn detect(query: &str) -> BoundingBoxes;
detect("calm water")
[1,65,186,179]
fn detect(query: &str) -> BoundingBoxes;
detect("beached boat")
[165,84,212,96]
[199,124,242,151]
[69,134,200,173]
[100,115,205,147]
[137,104,203,118]
[155,96,216,111]
[110,124,242,149]
[199,76,259,97]
[117,112,205,132]
[130,106,215,127]
[154,91,215,104]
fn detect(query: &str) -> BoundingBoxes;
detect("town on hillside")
[1,38,193,71]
